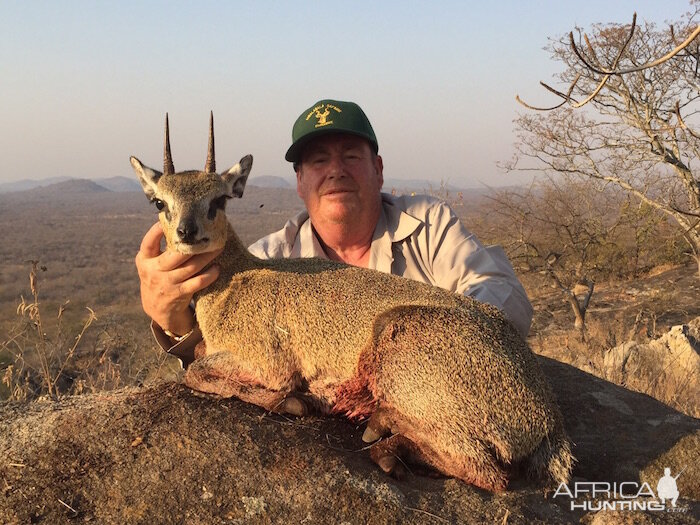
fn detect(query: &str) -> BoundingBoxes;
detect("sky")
[0,1,694,189]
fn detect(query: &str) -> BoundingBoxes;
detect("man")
[136,99,533,365]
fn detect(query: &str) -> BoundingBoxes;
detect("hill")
[0,176,73,193]
[0,175,501,195]
[1,360,697,523]
[0,176,142,195]
[36,179,110,194]
[0,179,112,203]
[92,176,142,192]
[248,175,293,188]
[383,178,473,192]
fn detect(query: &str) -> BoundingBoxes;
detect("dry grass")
[2,261,97,400]
[0,261,181,401]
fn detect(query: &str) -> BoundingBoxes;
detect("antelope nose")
[177,220,198,242]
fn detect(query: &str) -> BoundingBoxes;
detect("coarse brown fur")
[131,115,574,492]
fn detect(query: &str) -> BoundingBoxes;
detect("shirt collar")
[298,216,328,258]
[369,193,423,272]
[295,193,424,266]
[380,193,423,243]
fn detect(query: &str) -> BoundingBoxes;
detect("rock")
[603,317,700,417]
[0,357,698,524]
[687,317,700,344]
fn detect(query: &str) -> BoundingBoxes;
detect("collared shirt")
[249,193,533,338]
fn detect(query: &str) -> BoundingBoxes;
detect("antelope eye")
[154,199,165,211]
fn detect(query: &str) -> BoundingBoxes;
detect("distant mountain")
[0,176,141,195]
[245,176,472,192]
[0,174,507,197]
[248,175,292,189]
[0,176,73,194]
[93,176,142,192]
[33,179,111,195]
[1,179,111,201]
[383,178,467,192]
[1,174,293,193]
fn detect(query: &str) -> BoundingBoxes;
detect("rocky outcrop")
[1,357,698,524]
[603,317,700,418]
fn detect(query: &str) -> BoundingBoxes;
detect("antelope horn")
[205,111,215,173]
[164,113,175,176]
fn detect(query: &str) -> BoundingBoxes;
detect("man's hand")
[135,223,222,335]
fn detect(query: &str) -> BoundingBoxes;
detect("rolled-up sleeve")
[428,202,533,338]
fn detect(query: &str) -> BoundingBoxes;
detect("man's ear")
[130,156,162,200]
[375,154,384,189]
[221,154,253,198]
[295,165,303,200]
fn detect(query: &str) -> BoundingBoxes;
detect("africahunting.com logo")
[553,467,689,512]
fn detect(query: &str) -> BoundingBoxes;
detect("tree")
[487,177,632,334]
[511,4,700,276]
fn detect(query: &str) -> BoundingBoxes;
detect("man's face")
[296,134,383,227]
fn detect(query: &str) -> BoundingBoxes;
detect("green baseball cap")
[285,99,378,163]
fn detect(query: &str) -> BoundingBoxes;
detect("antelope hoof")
[377,455,397,473]
[362,410,392,443]
[280,397,307,416]
[377,455,406,480]
[362,426,384,443]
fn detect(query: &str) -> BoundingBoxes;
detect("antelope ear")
[130,156,163,201]
[221,154,253,198]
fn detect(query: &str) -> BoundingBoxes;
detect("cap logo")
[306,103,342,128]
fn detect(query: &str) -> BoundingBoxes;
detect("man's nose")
[326,154,346,178]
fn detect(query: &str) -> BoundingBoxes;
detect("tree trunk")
[567,280,594,339]
[683,231,700,279]
[567,294,586,336]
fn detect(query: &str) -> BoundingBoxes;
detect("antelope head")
[131,112,253,254]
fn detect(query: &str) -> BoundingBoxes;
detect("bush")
[1,262,98,401]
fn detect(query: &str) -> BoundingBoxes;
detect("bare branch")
[515,75,581,111]
[519,12,700,111]
[669,201,700,218]
[583,33,600,67]
[517,13,633,111]
[675,100,700,139]
[570,13,638,76]
[573,22,700,76]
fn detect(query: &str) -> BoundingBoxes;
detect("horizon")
[0,172,500,193]
[1,1,693,188]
